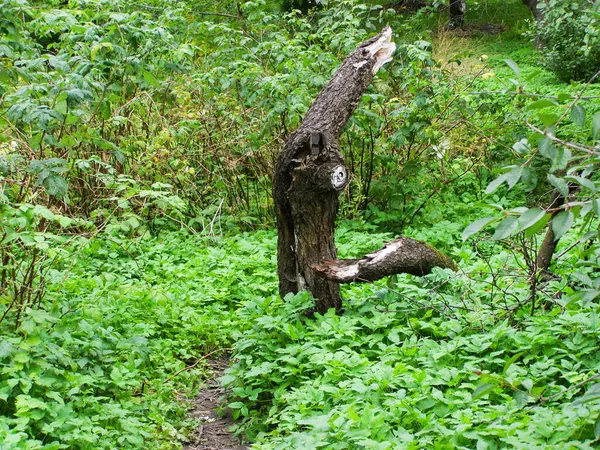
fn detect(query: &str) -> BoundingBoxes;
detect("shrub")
[536,0,600,82]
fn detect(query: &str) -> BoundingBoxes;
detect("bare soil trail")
[184,358,248,450]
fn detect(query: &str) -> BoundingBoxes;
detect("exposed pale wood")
[312,237,457,283]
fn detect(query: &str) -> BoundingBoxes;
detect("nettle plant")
[463,61,600,309]
[0,0,204,329]
[0,0,195,223]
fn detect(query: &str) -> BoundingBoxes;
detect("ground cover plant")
[0,230,278,448]
[1,0,600,448]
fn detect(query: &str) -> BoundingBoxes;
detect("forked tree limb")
[312,237,457,283]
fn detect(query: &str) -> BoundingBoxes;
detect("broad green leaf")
[0,341,14,359]
[565,175,596,192]
[552,147,571,171]
[504,59,520,78]
[524,213,551,238]
[518,207,546,230]
[539,113,559,127]
[503,352,523,375]
[513,390,529,408]
[512,138,530,154]
[462,217,499,241]
[526,99,557,110]
[473,383,496,400]
[15,395,47,412]
[492,216,518,241]
[143,70,160,87]
[557,93,573,103]
[43,174,68,198]
[595,416,600,440]
[563,290,600,306]
[552,210,574,241]
[520,167,537,191]
[521,379,533,392]
[571,104,586,128]
[593,199,600,216]
[538,138,557,160]
[90,42,113,61]
[56,215,73,227]
[348,405,361,422]
[506,166,523,189]
[33,205,55,221]
[593,111,600,140]
[572,273,593,288]
[547,174,569,198]
[572,383,600,405]
[486,173,508,194]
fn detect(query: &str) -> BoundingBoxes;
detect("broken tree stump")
[273,27,456,315]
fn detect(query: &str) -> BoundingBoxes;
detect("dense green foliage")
[535,0,600,82]
[2,0,600,448]
[0,231,277,448]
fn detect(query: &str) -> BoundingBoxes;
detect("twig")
[525,122,600,155]
[468,91,600,100]
[196,12,240,19]
[540,373,600,404]
[164,348,231,384]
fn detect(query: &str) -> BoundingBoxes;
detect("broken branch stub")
[312,237,458,283]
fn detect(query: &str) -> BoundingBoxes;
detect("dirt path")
[184,357,248,450]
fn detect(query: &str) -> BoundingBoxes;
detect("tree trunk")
[536,189,570,280]
[273,27,456,314]
[449,0,466,28]
[521,0,543,21]
[273,27,395,314]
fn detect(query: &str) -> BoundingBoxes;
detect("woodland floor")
[184,358,248,450]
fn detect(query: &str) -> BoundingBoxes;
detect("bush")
[536,0,600,82]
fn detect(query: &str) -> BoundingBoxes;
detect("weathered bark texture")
[449,0,467,28]
[536,190,567,279]
[312,237,457,283]
[273,27,457,315]
[273,27,395,314]
[521,0,543,21]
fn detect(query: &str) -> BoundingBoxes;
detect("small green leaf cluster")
[0,198,92,328]
[0,0,201,224]
[463,59,600,293]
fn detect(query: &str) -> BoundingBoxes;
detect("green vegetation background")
[1,0,600,448]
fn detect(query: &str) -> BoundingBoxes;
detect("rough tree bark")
[273,27,457,315]
[536,182,578,280]
[536,191,564,277]
[313,238,457,283]
[521,0,543,21]
[449,0,467,28]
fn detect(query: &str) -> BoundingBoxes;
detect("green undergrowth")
[226,289,600,449]
[0,229,278,449]
[2,215,600,448]
[225,231,600,449]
